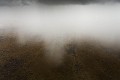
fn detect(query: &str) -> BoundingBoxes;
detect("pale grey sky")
[0,3,120,44]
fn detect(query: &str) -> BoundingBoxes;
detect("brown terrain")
[0,32,120,80]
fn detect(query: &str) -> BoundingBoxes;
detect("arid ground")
[0,32,120,80]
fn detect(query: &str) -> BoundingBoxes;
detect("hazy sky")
[0,1,120,44]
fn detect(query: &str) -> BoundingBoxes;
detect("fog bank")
[0,4,120,42]
[0,3,120,61]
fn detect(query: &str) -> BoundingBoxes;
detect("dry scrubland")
[0,32,120,80]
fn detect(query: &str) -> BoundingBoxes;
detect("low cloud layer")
[0,0,120,6]
[38,0,120,4]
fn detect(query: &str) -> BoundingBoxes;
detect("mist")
[0,3,120,60]
[0,3,120,42]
